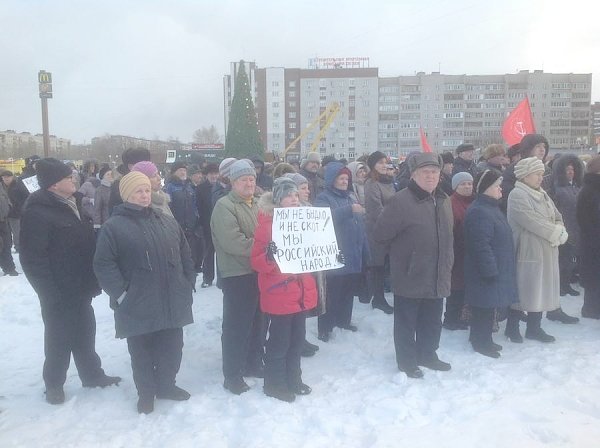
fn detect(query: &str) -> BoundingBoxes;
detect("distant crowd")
[3,134,600,414]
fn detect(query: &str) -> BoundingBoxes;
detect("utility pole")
[38,70,53,157]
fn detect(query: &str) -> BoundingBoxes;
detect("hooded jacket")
[551,154,583,248]
[314,162,368,276]
[347,161,367,206]
[250,193,318,315]
[93,203,195,339]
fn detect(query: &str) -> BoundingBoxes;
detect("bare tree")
[193,125,222,144]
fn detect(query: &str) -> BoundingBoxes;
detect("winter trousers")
[201,228,215,284]
[0,221,15,273]
[444,289,465,326]
[40,299,105,389]
[265,312,306,391]
[318,274,356,334]
[559,243,577,291]
[8,217,20,252]
[393,296,443,370]
[369,266,387,306]
[221,273,266,381]
[185,229,204,273]
[127,328,183,398]
[469,306,495,349]
[582,285,600,317]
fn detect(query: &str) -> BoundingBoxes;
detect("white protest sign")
[22,175,40,193]
[272,206,344,274]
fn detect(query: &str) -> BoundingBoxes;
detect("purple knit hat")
[132,161,158,177]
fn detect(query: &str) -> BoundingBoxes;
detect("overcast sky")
[1,0,599,144]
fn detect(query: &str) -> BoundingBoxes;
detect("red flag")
[501,97,536,145]
[420,128,432,153]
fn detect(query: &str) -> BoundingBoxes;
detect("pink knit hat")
[132,161,158,177]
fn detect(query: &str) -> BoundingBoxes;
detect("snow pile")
[1,258,600,447]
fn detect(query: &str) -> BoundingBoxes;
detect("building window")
[272,102,279,108]
[289,123,297,129]
[289,91,296,98]
[289,81,296,87]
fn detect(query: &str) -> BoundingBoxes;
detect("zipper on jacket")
[433,195,439,297]
[145,251,153,271]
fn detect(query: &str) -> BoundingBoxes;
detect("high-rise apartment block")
[224,62,593,159]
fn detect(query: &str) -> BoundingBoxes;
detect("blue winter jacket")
[165,178,199,232]
[464,194,519,309]
[314,162,368,276]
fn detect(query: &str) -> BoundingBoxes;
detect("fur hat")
[187,164,202,177]
[0,170,13,177]
[482,144,506,161]
[203,163,219,175]
[452,171,473,190]
[132,161,158,178]
[407,152,442,173]
[507,144,521,160]
[273,162,296,179]
[170,161,187,174]
[520,134,549,159]
[98,164,111,180]
[272,177,298,205]
[218,157,237,178]
[475,169,502,195]
[586,155,600,174]
[301,152,321,169]
[228,159,256,182]
[283,172,309,186]
[119,171,151,202]
[456,143,475,154]
[367,151,387,171]
[441,152,455,165]
[514,157,545,180]
[35,158,73,189]
[122,147,151,166]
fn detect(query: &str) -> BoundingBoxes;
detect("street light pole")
[38,70,53,157]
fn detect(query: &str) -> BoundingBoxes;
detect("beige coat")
[507,181,564,312]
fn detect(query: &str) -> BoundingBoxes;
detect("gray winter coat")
[507,181,563,312]
[93,183,111,226]
[374,180,454,299]
[93,203,195,339]
[364,175,396,266]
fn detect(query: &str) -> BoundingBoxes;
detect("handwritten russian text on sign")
[272,207,343,274]
[22,175,40,193]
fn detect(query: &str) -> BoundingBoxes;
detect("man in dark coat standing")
[576,156,600,319]
[299,152,324,203]
[375,153,454,378]
[20,158,120,405]
[452,143,477,177]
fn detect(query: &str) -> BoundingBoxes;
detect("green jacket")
[211,191,259,278]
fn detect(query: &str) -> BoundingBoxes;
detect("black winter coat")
[452,156,476,177]
[464,194,518,309]
[6,178,30,218]
[93,203,195,339]
[20,190,100,309]
[576,173,600,289]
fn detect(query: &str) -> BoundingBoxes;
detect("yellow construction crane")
[283,102,340,158]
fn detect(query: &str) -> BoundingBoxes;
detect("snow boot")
[525,312,556,343]
[264,385,295,403]
[546,308,579,324]
[137,395,154,414]
[224,377,250,395]
[45,387,65,405]
[82,374,122,388]
[505,309,523,343]
[156,385,191,401]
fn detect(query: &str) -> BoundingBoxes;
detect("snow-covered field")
[2,257,600,448]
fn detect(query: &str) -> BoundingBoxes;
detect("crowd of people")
[3,133,600,414]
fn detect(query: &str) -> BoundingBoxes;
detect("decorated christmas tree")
[225,61,264,158]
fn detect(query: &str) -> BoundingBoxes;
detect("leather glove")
[336,251,346,265]
[266,241,278,262]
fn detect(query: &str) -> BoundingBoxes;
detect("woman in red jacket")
[251,177,317,402]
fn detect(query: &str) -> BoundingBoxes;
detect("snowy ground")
[1,258,600,448]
